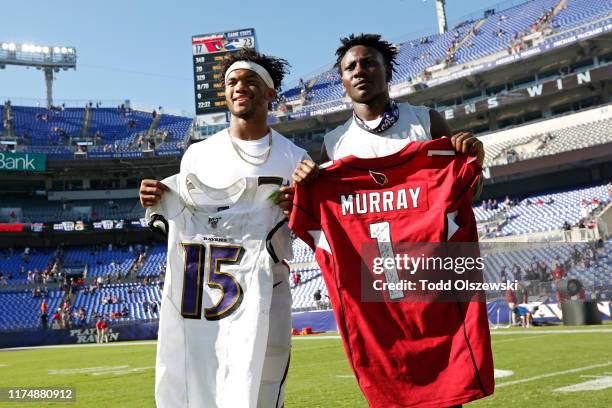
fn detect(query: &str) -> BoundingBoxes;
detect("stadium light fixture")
[0,40,77,108]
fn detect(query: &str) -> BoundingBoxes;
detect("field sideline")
[0,325,611,407]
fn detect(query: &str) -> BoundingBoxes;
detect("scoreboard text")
[192,29,256,115]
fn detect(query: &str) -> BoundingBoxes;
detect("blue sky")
[0,0,511,115]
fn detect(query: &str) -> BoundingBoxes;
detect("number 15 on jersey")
[180,243,244,321]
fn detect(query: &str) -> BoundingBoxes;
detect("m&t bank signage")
[0,152,46,172]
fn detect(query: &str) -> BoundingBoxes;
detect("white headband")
[224,61,275,90]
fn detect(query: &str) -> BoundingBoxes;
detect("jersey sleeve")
[453,154,482,199]
[144,174,182,223]
[288,182,322,251]
[266,220,293,262]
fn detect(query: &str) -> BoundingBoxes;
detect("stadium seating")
[566,240,612,291]
[1,238,609,325]
[1,105,191,157]
[291,274,328,310]
[136,244,166,278]
[476,183,609,236]
[278,0,611,110]
[62,246,137,278]
[454,0,558,63]
[484,117,612,167]
[0,289,64,331]
[289,238,612,310]
[0,196,142,223]
[288,238,316,264]
[0,249,57,284]
[551,0,612,31]
[71,282,162,323]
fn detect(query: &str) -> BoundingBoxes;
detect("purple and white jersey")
[147,173,287,408]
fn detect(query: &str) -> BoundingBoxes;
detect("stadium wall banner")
[291,310,338,332]
[0,223,24,233]
[0,219,147,234]
[441,64,611,121]
[487,300,611,324]
[0,312,339,349]
[1,303,610,348]
[0,152,46,172]
[48,189,138,201]
[0,321,159,349]
[57,149,183,160]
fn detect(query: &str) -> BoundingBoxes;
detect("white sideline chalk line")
[493,335,550,344]
[554,376,612,393]
[497,361,612,387]
[49,365,129,375]
[491,329,612,335]
[494,369,514,378]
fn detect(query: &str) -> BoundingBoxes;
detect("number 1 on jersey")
[369,221,404,300]
[181,243,244,320]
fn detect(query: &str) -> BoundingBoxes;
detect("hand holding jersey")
[145,49,307,408]
[149,173,291,408]
[289,138,494,407]
[287,34,493,407]
[291,34,485,188]
[140,179,169,208]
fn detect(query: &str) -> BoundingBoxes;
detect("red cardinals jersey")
[289,138,494,408]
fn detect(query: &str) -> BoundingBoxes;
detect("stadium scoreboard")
[192,28,257,116]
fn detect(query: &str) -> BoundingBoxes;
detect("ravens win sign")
[192,28,257,115]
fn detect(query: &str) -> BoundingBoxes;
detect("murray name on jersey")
[339,183,428,217]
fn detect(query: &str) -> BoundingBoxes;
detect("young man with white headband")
[140,48,308,407]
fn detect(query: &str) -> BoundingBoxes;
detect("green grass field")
[0,325,611,407]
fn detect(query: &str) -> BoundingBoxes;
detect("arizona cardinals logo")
[204,38,224,52]
[369,170,388,186]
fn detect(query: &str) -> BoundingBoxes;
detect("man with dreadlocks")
[289,34,494,407]
[140,48,307,407]
[292,33,484,189]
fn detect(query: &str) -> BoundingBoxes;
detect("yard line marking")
[493,335,550,344]
[580,374,612,378]
[336,375,355,378]
[494,369,514,379]
[49,366,129,375]
[0,364,7,367]
[497,361,612,388]
[48,365,155,376]
[91,366,154,376]
[554,376,612,392]
[491,329,612,335]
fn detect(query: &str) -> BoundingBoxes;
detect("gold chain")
[229,131,272,166]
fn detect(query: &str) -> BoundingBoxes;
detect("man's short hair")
[334,33,399,81]
[221,48,290,92]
